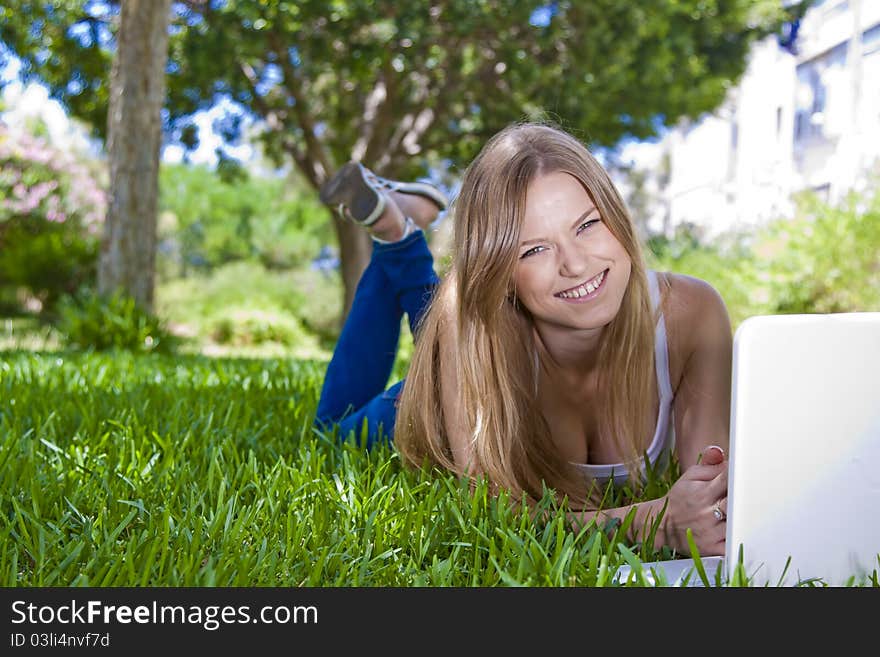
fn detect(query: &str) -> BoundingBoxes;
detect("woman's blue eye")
[577,218,600,234]
[520,218,600,257]
[520,246,545,258]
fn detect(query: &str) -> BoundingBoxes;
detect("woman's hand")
[661,445,728,555]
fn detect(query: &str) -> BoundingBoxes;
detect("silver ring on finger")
[712,502,726,521]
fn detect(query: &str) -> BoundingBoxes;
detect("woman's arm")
[664,273,733,470]
[565,452,728,555]
[568,497,668,541]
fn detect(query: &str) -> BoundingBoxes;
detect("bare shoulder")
[655,272,732,377]
[658,272,729,321]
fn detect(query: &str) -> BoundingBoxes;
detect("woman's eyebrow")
[518,207,598,247]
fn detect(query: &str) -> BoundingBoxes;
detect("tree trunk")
[98,0,171,313]
[331,211,372,323]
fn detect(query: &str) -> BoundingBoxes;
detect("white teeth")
[557,270,606,298]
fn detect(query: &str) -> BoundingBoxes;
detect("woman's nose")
[557,243,589,278]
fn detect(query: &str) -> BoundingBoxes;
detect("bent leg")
[314,230,439,447]
[374,229,440,336]
[315,255,402,426]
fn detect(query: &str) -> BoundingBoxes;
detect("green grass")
[1,349,877,587]
[0,317,64,352]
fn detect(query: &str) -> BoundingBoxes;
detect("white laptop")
[615,312,880,586]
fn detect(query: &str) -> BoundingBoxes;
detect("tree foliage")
[1,0,806,316]
[0,1,114,139]
[2,1,802,176]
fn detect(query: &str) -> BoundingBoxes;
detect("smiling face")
[513,171,632,335]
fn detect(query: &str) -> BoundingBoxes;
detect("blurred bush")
[646,223,766,329]
[157,164,334,278]
[156,261,339,359]
[209,309,314,348]
[755,189,880,314]
[57,289,178,353]
[0,125,106,313]
[646,185,880,329]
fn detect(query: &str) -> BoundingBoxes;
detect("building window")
[811,182,831,202]
[864,23,880,57]
[815,0,850,18]
[794,42,848,143]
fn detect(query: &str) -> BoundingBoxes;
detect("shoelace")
[364,171,396,192]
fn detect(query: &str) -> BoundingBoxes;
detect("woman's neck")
[533,322,604,386]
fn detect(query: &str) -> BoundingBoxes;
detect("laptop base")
[614,556,726,587]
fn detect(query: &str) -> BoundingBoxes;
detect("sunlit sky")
[0,53,252,167]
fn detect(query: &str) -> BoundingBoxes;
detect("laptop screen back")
[726,313,880,585]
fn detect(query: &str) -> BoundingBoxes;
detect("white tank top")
[571,270,676,486]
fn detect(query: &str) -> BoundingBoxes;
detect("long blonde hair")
[395,123,657,507]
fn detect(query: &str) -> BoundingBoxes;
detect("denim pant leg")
[378,229,440,338]
[314,230,439,448]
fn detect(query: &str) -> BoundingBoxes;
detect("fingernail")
[707,445,725,458]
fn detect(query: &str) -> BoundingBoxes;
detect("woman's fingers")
[695,498,727,557]
[684,462,727,482]
[700,444,726,466]
[707,469,729,499]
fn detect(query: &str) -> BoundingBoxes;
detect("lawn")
[1,349,876,587]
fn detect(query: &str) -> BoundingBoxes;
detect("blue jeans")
[314,229,439,448]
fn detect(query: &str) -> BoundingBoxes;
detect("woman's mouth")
[554,269,608,302]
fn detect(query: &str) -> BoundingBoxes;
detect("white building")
[619,0,880,240]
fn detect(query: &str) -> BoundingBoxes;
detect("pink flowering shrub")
[0,123,106,313]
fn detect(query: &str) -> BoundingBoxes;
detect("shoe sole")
[319,162,383,225]
[379,179,449,211]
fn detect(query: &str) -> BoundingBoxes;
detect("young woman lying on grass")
[315,123,732,556]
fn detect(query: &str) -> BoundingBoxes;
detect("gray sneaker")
[319,161,386,226]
